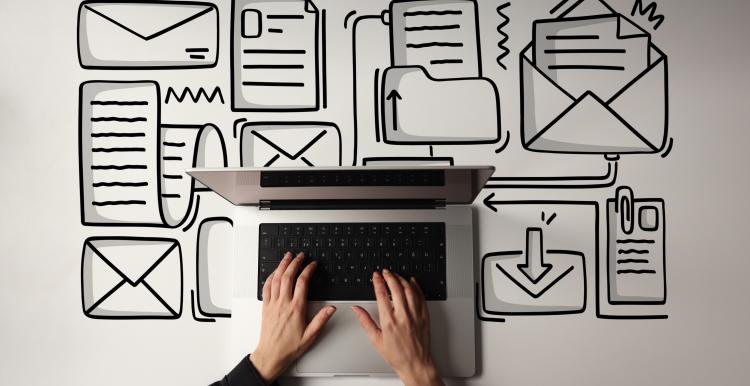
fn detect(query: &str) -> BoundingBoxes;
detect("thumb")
[301,306,336,350]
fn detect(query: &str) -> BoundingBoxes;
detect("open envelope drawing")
[240,122,342,167]
[78,1,218,69]
[521,0,668,154]
[81,237,183,319]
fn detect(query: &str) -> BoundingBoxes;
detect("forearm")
[210,355,279,386]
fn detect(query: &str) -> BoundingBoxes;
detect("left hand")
[250,252,336,383]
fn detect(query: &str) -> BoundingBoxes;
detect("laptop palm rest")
[296,302,392,375]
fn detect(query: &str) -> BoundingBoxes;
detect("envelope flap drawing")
[251,127,330,161]
[82,1,216,41]
[558,0,617,18]
[88,238,178,285]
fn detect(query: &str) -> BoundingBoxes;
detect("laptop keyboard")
[257,222,447,301]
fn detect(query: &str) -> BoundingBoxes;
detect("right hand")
[351,269,444,386]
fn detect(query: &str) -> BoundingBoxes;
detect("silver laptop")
[188,166,493,377]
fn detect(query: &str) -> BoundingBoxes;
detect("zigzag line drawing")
[165,86,225,104]
[496,2,511,70]
[631,0,665,30]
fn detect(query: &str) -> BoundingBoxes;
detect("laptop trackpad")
[296,302,392,375]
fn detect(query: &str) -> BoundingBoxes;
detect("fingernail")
[284,252,292,259]
[383,268,390,274]
[326,306,336,315]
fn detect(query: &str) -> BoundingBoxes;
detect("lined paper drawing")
[79,81,227,227]
[231,0,322,111]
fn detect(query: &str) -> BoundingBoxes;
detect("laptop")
[188,166,494,377]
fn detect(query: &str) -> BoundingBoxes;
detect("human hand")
[352,270,444,386]
[250,252,336,383]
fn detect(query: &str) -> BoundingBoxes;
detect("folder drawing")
[79,81,227,227]
[78,1,218,69]
[81,237,182,319]
[232,0,321,111]
[381,66,500,144]
[522,0,668,154]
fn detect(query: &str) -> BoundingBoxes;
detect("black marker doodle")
[81,237,183,319]
[478,202,596,318]
[597,186,667,319]
[79,81,227,228]
[495,2,511,70]
[483,159,618,190]
[77,1,219,70]
[631,0,665,30]
[194,217,234,321]
[165,86,225,104]
[231,0,324,111]
[522,0,668,155]
[660,137,674,158]
[549,0,573,14]
[191,290,215,322]
[239,122,342,167]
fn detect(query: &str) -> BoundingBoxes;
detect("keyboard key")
[258,222,447,301]
[260,224,277,236]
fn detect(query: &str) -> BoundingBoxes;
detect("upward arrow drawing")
[386,89,402,131]
[517,228,552,284]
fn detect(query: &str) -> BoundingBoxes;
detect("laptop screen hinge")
[259,199,446,210]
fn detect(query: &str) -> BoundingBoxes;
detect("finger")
[293,260,317,303]
[271,252,293,300]
[262,271,273,303]
[372,272,393,321]
[301,306,337,350]
[382,269,407,315]
[398,274,419,317]
[280,252,305,300]
[351,306,382,347]
[411,277,429,320]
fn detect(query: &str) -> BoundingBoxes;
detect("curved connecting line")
[485,160,618,189]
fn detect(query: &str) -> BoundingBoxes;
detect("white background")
[2,0,750,385]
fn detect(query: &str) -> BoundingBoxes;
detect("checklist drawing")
[79,81,227,227]
[231,0,324,111]
[78,1,218,69]
[521,0,668,154]
[81,237,183,319]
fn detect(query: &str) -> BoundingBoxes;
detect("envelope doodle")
[240,122,342,167]
[81,237,183,319]
[78,1,218,69]
[522,0,668,154]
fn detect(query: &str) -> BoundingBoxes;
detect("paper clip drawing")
[521,0,668,154]
[231,0,324,111]
[239,122,342,167]
[79,81,227,227]
[81,237,183,319]
[477,201,597,319]
[597,186,667,319]
[194,217,234,320]
[77,1,218,69]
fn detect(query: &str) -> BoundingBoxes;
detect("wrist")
[249,351,283,384]
[397,360,443,386]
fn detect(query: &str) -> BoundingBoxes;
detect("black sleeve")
[210,356,280,386]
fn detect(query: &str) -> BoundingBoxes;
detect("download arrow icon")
[517,228,552,284]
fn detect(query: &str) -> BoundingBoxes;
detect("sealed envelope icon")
[81,237,182,319]
[240,122,342,167]
[78,1,218,69]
